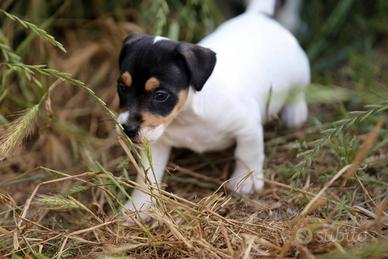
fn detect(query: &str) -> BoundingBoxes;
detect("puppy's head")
[117,32,216,143]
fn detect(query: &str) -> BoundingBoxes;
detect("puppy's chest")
[162,117,235,153]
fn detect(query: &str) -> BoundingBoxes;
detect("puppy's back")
[199,12,309,99]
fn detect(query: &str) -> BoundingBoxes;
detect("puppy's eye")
[118,82,126,95]
[152,90,170,103]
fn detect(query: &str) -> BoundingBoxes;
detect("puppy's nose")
[122,123,139,139]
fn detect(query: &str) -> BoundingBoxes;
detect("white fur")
[140,124,167,143]
[123,11,310,221]
[247,0,304,33]
[122,141,171,222]
[246,0,276,15]
[153,36,168,44]
[117,111,130,124]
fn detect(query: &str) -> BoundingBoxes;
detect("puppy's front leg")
[122,141,171,221]
[228,124,265,194]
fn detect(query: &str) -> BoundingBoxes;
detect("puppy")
[273,0,304,33]
[117,0,310,221]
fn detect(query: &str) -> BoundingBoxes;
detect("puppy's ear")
[119,32,145,68]
[176,43,216,91]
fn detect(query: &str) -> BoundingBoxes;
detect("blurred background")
[1,0,387,257]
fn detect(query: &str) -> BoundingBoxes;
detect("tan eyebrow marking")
[145,77,160,92]
[121,71,132,87]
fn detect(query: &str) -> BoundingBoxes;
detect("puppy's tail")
[245,0,303,33]
[245,0,277,16]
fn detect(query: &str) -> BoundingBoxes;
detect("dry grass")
[1,2,388,258]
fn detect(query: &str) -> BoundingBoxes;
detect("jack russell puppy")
[116,0,310,221]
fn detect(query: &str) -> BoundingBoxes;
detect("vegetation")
[0,0,387,258]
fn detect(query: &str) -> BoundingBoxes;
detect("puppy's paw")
[227,173,264,194]
[281,100,308,128]
[121,208,152,225]
[121,193,153,224]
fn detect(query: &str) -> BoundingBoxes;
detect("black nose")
[122,123,139,139]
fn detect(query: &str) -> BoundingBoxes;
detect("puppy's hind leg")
[281,90,308,128]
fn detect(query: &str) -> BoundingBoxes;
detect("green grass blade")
[0,9,66,53]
